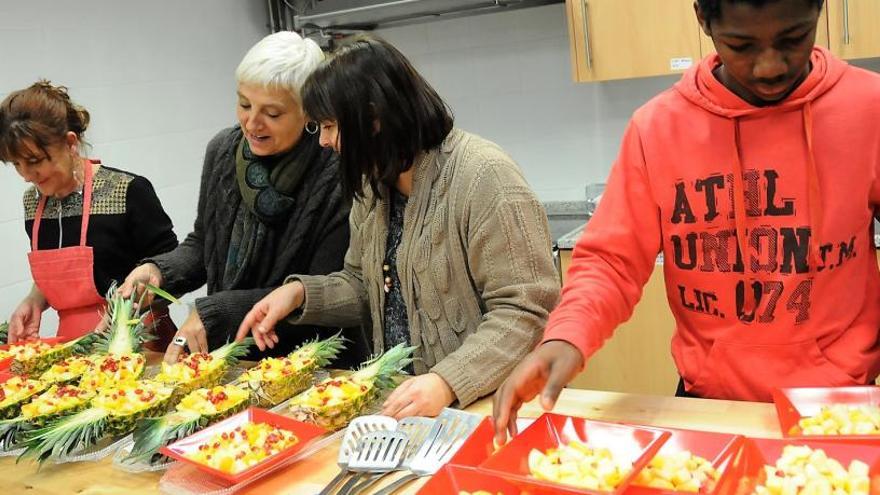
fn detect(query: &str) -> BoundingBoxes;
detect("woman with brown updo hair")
[0,80,178,344]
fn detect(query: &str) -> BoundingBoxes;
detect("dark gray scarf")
[223,132,320,288]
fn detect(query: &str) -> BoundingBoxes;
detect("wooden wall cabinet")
[826,0,880,60]
[566,0,703,82]
[567,0,847,84]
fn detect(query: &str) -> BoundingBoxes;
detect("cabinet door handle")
[843,0,851,45]
[581,0,593,70]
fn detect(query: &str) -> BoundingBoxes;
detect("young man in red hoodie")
[494,0,880,443]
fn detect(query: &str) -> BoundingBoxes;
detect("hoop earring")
[305,121,319,135]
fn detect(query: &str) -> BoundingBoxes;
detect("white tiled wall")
[0,0,267,334]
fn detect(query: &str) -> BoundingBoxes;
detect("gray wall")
[0,0,267,333]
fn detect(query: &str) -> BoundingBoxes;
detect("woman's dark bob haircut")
[302,34,453,200]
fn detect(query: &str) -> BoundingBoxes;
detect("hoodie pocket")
[689,338,857,402]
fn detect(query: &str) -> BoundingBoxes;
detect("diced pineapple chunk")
[798,405,880,436]
[754,445,871,495]
[526,441,632,491]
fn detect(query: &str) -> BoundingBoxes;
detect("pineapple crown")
[18,407,109,465]
[291,332,347,367]
[128,411,201,463]
[353,343,417,390]
[0,322,7,343]
[210,337,254,365]
[92,284,155,356]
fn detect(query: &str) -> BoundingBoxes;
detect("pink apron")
[27,160,105,338]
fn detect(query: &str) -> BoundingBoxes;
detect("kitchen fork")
[317,415,398,495]
[372,409,483,495]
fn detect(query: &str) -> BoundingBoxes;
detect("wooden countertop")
[0,388,780,494]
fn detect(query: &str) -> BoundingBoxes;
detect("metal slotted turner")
[317,415,398,495]
[335,430,409,494]
[372,409,483,495]
[343,416,436,495]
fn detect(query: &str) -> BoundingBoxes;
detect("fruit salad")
[633,451,719,493]
[797,405,880,436]
[3,341,54,362]
[20,385,95,419]
[0,376,46,408]
[176,385,249,416]
[155,353,218,384]
[40,356,94,384]
[92,380,172,416]
[527,440,633,491]
[79,354,145,391]
[753,445,870,495]
[184,422,299,474]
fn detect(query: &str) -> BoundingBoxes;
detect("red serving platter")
[717,436,880,495]
[626,427,742,495]
[159,407,326,485]
[479,412,671,494]
[772,386,880,444]
[419,464,592,495]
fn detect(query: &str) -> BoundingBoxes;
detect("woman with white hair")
[120,31,370,365]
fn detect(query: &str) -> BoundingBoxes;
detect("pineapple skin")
[25,399,93,429]
[0,384,49,420]
[250,368,315,407]
[289,383,378,431]
[159,363,230,403]
[106,394,176,437]
[11,345,77,376]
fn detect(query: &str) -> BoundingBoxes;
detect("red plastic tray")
[717,436,880,495]
[626,428,742,495]
[479,413,671,494]
[159,407,326,485]
[773,386,880,444]
[0,337,70,372]
[419,464,592,495]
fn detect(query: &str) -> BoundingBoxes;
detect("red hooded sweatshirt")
[543,47,880,402]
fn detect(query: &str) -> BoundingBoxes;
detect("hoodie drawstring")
[802,102,823,270]
[731,103,822,318]
[731,118,756,315]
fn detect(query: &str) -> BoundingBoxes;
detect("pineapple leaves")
[18,408,109,465]
[128,413,200,463]
[144,284,182,306]
[0,418,30,450]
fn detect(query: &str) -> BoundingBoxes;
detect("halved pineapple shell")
[239,356,317,406]
[19,385,96,428]
[93,381,175,436]
[8,341,66,376]
[288,376,378,431]
[153,353,230,400]
[79,353,146,391]
[39,356,94,386]
[0,376,48,420]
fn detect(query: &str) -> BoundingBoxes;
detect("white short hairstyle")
[235,31,324,101]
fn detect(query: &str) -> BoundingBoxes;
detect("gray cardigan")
[145,126,370,366]
[288,129,560,406]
